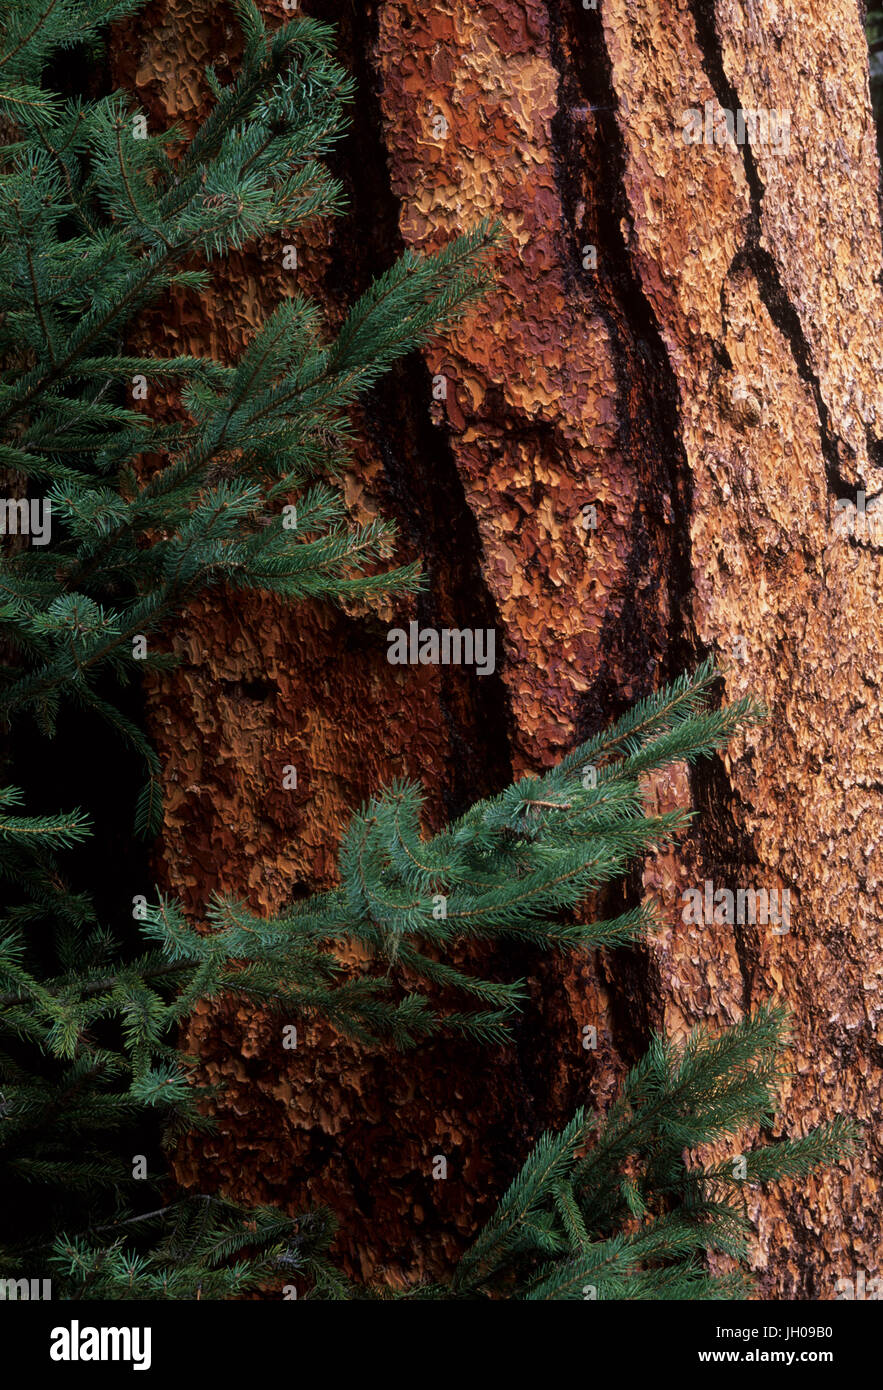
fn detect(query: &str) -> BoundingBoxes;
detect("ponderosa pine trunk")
[112,0,883,1297]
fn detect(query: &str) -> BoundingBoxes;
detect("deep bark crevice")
[310,0,515,820]
[690,748,765,1017]
[545,0,707,1058]
[689,0,855,499]
[547,0,699,711]
[295,2,546,1248]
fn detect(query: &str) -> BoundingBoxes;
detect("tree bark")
[114,0,883,1296]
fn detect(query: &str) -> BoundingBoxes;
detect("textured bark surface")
[114,0,883,1294]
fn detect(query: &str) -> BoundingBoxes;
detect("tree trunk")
[114,0,883,1296]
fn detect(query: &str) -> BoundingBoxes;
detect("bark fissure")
[689,0,853,499]
[540,0,718,1076]
[549,0,699,711]
[367,362,516,817]
[314,0,516,818]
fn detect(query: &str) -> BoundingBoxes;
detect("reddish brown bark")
[114,0,883,1295]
